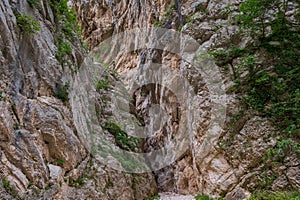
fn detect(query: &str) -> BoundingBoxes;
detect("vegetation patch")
[27,0,40,7]
[264,139,299,164]
[16,14,41,34]
[91,144,109,158]
[195,194,214,200]
[249,191,300,200]
[145,194,160,200]
[55,81,70,103]
[55,159,65,166]
[209,47,250,67]
[103,120,141,152]
[110,151,144,171]
[49,0,81,39]
[0,91,3,101]
[96,76,111,90]
[154,1,176,27]
[210,0,300,195]
[55,37,73,68]
[210,0,300,140]
[154,20,161,27]
[45,185,52,190]
[2,177,18,198]
[48,0,85,67]
[68,177,85,188]
[27,182,34,189]
[236,0,300,138]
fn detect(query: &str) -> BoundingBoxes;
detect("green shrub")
[249,191,300,200]
[103,121,134,150]
[96,76,110,90]
[154,20,161,27]
[209,47,249,66]
[55,159,65,166]
[177,24,183,32]
[27,0,40,7]
[145,194,160,200]
[45,185,52,190]
[264,139,299,164]
[255,171,277,190]
[49,0,85,68]
[68,177,85,188]
[103,121,141,152]
[103,121,123,134]
[55,81,70,102]
[16,14,41,34]
[195,194,214,200]
[27,182,34,189]
[49,0,81,39]
[55,38,72,67]
[2,177,18,198]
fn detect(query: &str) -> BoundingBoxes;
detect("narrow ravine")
[0,0,299,199]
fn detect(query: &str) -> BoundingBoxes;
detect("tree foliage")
[239,0,300,38]
[237,0,300,137]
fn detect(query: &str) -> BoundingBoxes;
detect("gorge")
[0,0,299,199]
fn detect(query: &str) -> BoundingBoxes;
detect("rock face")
[0,0,157,199]
[0,0,86,194]
[0,0,299,200]
[73,0,299,199]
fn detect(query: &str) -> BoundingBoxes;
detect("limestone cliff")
[0,0,157,199]
[0,0,299,199]
[73,0,300,199]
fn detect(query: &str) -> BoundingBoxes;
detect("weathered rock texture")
[0,0,157,199]
[73,0,300,199]
[0,0,85,194]
[0,0,299,199]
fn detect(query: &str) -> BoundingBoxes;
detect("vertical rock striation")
[0,0,157,199]
[73,0,300,199]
